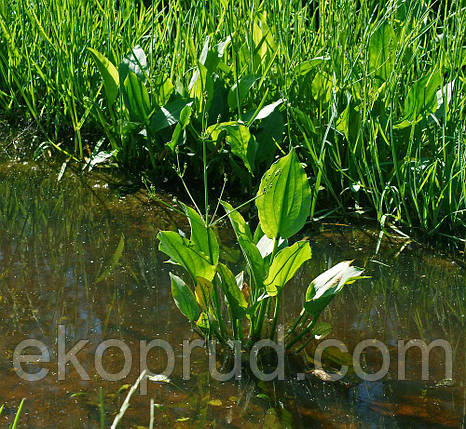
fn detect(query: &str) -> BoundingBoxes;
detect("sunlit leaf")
[304,261,366,316]
[122,72,150,123]
[264,241,312,296]
[196,312,210,330]
[217,263,248,317]
[119,45,147,84]
[194,276,214,310]
[157,231,216,281]
[182,203,219,265]
[250,98,283,122]
[311,71,333,103]
[154,72,174,105]
[148,374,171,383]
[208,122,257,174]
[253,13,276,64]
[189,63,214,107]
[256,151,311,239]
[368,22,397,81]
[88,48,119,105]
[256,235,285,259]
[336,100,361,144]
[150,99,193,133]
[401,71,443,123]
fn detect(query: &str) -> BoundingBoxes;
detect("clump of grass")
[0,398,25,428]
[0,0,464,238]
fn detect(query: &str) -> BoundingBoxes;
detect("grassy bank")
[0,0,464,239]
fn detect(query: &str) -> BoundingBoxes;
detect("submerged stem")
[286,310,322,352]
[269,289,282,340]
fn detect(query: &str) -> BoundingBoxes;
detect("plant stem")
[252,236,279,342]
[285,309,305,339]
[269,289,282,340]
[286,310,322,351]
[202,137,209,224]
[212,279,228,338]
[99,387,105,429]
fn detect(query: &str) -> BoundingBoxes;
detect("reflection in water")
[0,162,464,428]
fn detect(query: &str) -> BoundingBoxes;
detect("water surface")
[0,162,464,428]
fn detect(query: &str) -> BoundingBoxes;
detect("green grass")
[0,398,25,428]
[0,0,464,239]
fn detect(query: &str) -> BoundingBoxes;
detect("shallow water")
[0,162,464,428]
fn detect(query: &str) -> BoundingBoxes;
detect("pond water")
[0,162,464,428]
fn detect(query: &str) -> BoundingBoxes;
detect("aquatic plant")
[88,41,284,189]
[157,149,366,350]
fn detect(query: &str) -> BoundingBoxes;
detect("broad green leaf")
[226,126,257,174]
[256,151,311,239]
[430,80,455,125]
[436,80,454,112]
[227,75,259,109]
[253,13,276,64]
[401,71,443,123]
[238,42,261,74]
[179,105,192,127]
[368,22,397,81]
[294,57,329,76]
[311,71,333,103]
[220,201,265,287]
[157,231,216,281]
[123,72,150,123]
[170,273,199,323]
[150,99,193,133]
[167,105,192,152]
[304,261,365,316]
[264,241,312,296]
[119,45,147,84]
[154,72,174,105]
[336,100,361,144]
[217,263,248,317]
[254,108,284,167]
[194,277,214,310]
[208,122,257,174]
[182,203,219,265]
[203,36,231,73]
[253,223,265,244]
[88,48,119,106]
